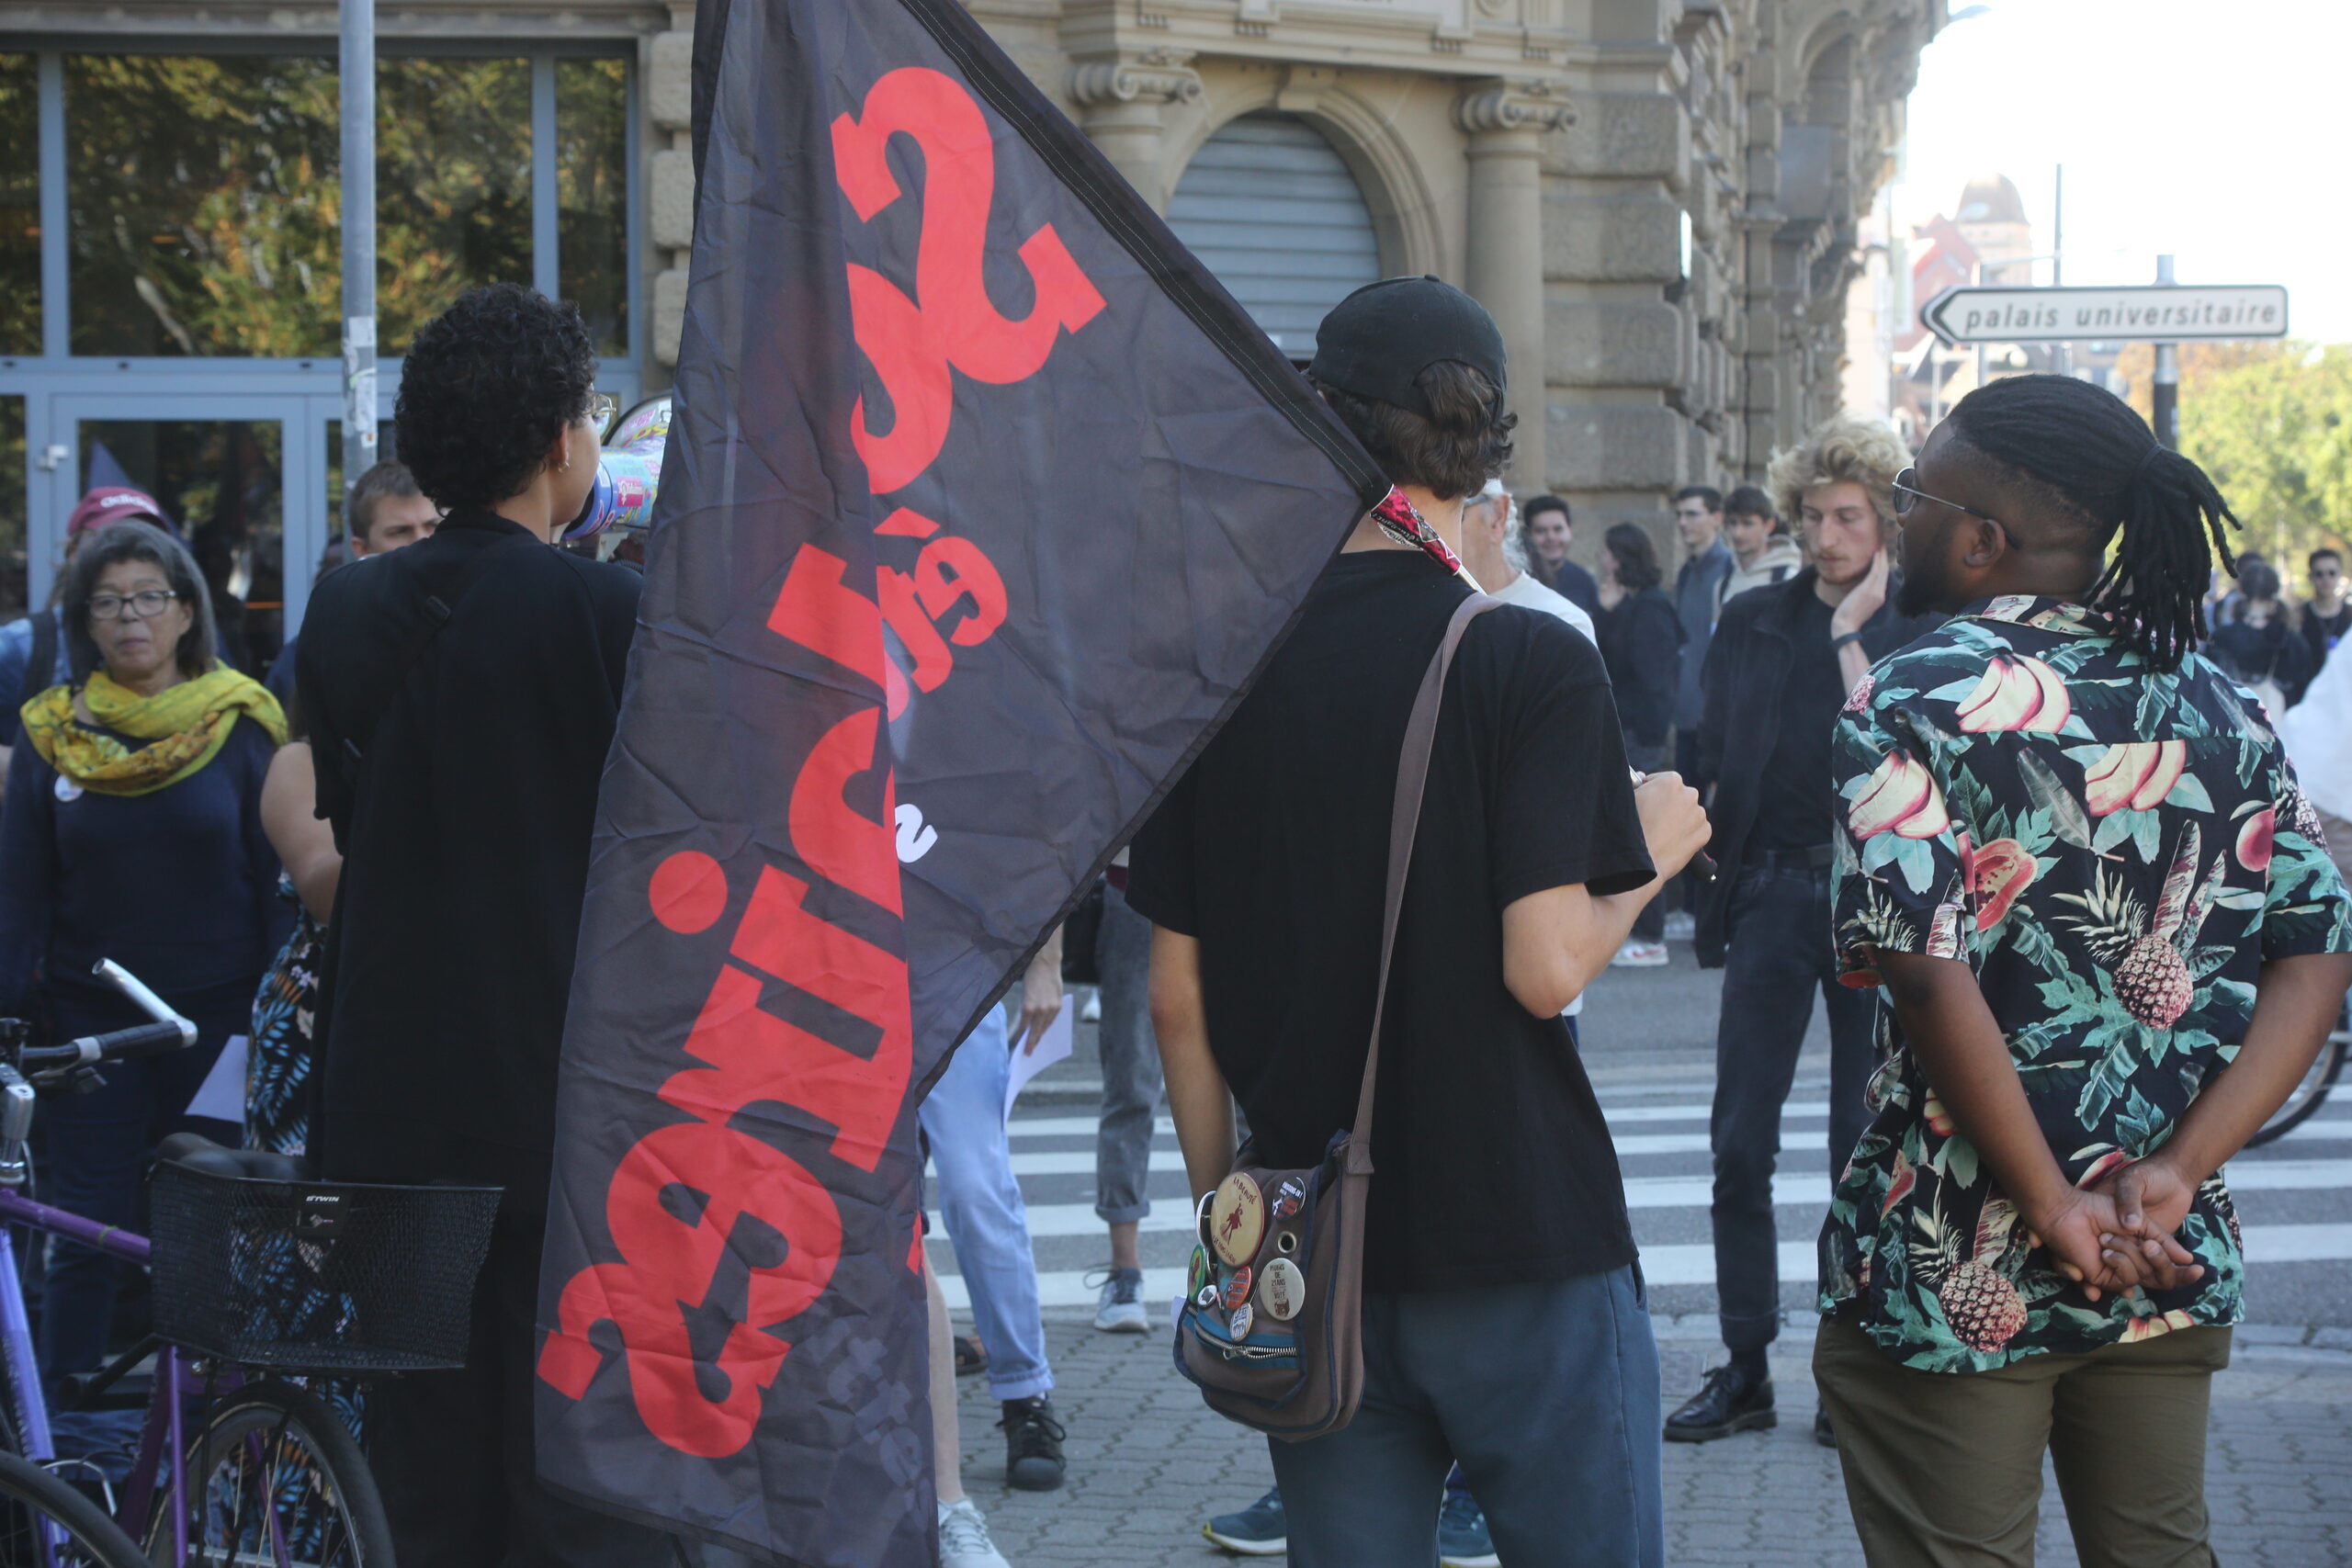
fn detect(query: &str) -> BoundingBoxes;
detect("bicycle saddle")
[154,1133,310,1182]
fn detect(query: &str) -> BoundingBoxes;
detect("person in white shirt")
[1461,480,1596,646]
[1459,479,1600,1044]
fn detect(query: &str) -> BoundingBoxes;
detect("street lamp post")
[340,0,377,517]
[2152,254,2179,449]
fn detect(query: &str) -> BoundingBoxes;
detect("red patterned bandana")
[1371,488,1478,587]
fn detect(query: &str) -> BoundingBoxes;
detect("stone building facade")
[647,0,1945,537]
[0,0,1942,616]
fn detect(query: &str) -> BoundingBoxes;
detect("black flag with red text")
[533,0,1387,1563]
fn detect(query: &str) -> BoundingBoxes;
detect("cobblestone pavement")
[950,1315,2352,1567]
[925,948,2352,1565]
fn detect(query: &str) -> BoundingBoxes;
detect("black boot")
[1664,1361,1776,1442]
[1001,1394,1067,1490]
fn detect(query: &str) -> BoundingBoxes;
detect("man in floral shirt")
[1815,374,2352,1568]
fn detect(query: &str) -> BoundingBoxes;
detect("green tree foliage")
[2118,341,2352,584]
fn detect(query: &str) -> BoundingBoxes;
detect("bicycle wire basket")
[146,1163,501,1372]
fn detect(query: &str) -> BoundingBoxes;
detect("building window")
[377,57,533,352]
[57,49,628,360]
[0,56,36,358]
[67,54,341,356]
[558,57,628,356]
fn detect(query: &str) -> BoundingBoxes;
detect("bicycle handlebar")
[21,1021,195,1072]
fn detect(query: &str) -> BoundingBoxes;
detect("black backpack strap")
[333,540,518,786]
[23,608,57,705]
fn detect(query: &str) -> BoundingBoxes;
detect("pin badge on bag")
[1228,1302,1254,1340]
[1187,1245,1214,1300]
[1258,1256,1305,1321]
[1209,1172,1266,1266]
[1220,1265,1253,1312]
[1194,1282,1220,1311]
[1272,1176,1306,1220]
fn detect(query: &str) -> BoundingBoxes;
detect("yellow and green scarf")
[21,665,287,797]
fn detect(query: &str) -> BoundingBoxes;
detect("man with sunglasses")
[298,287,672,1567]
[1668,419,1941,1446]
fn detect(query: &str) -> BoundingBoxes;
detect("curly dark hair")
[1313,360,1515,502]
[394,284,597,512]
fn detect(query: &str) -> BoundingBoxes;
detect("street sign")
[1919,284,2289,347]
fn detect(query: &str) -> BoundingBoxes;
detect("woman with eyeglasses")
[0,518,290,1394]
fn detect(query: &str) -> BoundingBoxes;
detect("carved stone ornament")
[1453,79,1574,136]
[1069,52,1205,108]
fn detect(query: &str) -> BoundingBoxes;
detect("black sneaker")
[1664,1363,1776,1442]
[1001,1395,1067,1490]
[953,1334,989,1377]
[1813,1408,1838,1449]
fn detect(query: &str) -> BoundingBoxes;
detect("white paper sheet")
[1003,998,1074,1119]
[186,1032,248,1125]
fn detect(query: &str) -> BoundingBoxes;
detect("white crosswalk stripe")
[931,1081,2352,1320]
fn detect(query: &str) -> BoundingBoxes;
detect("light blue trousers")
[920,1007,1054,1402]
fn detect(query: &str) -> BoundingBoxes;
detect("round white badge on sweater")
[53,776,82,804]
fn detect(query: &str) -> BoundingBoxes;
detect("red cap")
[66,487,170,539]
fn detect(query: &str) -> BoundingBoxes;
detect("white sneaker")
[1091,1267,1148,1333]
[938,1498,1011,1568]
[1611,939,1669,969]
[1080,990,1102,1022]
[1662,910,1695,942]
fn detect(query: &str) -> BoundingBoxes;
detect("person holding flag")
[1131,276,1710,1568]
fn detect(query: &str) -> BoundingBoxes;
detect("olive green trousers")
[1813,1313,2231,1568]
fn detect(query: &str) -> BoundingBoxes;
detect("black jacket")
[1595,586,1682,748]
[1692,569,1940,967]
[296,511,640,1202]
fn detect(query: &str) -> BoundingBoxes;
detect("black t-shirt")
[1127,550,1654,1292]
[1750,589,1843,853]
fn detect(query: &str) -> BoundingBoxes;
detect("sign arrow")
[1919,284,2290,348]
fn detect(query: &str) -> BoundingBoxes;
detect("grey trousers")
[1269,1267,1665,1568]
[1093,880,1163,1225]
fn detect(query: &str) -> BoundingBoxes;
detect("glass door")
[47,393,323,677]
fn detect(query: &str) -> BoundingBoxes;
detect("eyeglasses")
[586,391,618,438]
[1891,467,2004,526]
[85,589,178,622]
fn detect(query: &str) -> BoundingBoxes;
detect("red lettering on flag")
[831,66,1105,494]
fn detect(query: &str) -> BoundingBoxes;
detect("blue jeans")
[1093,881,1161,1225]
[920,1007,1052,1402]
[1270,1267,1663,1568]
[1710,864,1877,1352]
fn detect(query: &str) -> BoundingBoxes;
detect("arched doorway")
[1168,115,1380,360]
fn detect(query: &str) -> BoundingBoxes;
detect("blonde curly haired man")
[1665,416,1944,1448]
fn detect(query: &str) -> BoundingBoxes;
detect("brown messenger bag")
[1171,592,1499,1439]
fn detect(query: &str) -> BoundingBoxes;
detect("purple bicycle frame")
[0,1185,208,1566]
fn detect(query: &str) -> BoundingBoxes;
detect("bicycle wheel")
[0,1445,146,1568]
[149,1381,393,1568]
[2245,1028,2349,1149]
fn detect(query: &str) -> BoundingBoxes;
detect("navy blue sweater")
[0,713,289,1016]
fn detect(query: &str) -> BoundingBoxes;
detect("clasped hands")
[2019,1155,2206,1303]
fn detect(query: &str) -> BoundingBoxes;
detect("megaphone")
[562,394,672,543]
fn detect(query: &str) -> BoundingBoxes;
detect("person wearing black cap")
[1131,276,1707,1568]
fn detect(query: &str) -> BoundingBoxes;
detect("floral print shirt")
[1820,595,2352,1371]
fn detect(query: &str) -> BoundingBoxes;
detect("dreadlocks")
[1944,374,2239,671]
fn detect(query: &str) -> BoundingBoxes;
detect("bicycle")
[0,1443,147,1567]
[2245,1011,2349,1148]
[0,960,500,1567]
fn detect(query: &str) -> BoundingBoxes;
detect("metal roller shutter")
[1167,115,1382,358]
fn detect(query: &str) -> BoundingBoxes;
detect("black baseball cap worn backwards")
[1308,276,1508,418]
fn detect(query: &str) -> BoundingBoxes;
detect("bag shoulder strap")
[1345,592,1501,1173]
[23,608,57,705]
[332,537,521,785]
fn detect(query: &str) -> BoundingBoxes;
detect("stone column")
[1067,52,1203,214]
[1456,80,1570,487]
[646,4,699,378]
